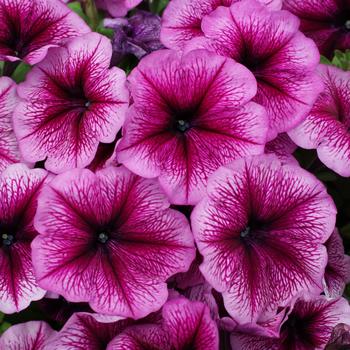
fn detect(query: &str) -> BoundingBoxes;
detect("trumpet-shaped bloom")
[32,166,195,319]
[191,155,337,324]
[324,230,350,299]
[45,313,129,350]
[0,164,47,313]
[0,0,90,65]
[231,297,350,350]
[116,49,267,205]
[283,0,350,58]
[0,77,20,172]
[96,0,142,17]
[0,321,55,350]
[161,0,282,50]
[13,33,129,174]
[327,323,350,349]
[289,65,350,177]
[185,0,322,139]
[109,298,219,350]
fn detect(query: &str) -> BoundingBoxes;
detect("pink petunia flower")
[95,0,142,17]
[0,321,55,350]
[32,166,195,319]
[0,164,48,313]
[13,32,129,174]
[185,0,322,139]
[109,298,219,349]
[231,297,350,350]
[191,155,337,324]
[160,0,282,50]
[116,49,267,205]
[289,64,350,177]
[283,0,350,59]
[324,229,350,299]
[0,77,20,173]
[0,0,90,65]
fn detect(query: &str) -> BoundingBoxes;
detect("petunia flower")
[104,10,164,65]
[32,166,195,319]
[160,0,282,50]
[116,49,267,205]
[0,77,20,173]
[185,0,322,139]
[0,321,55,350]
[283,0,350,59]
[324,229,350,299]
[231,297,350,350]
[95,0,142,17]
[265,133,297,164]
[288,64,350,177]
[191,155,337,324]
[109,298,219,349]
[0,0,90,65]
[0,164,48,313]
[13,32,129,174]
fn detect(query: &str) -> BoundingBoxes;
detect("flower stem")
[2,61,20,77]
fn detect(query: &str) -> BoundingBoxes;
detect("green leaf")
[12,63,31,83]
[0,322,11,334]
[68,2,88,22]
[331,50,350,71]
[96,24,114,39]
[320,55,332,65]
[149,0,169,14]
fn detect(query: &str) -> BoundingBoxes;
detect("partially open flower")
[0,77,20,172]
[0,321,55,350]
[161,0,282,50]
[185,0,322,139]
[0,164,47,313]
[231,297,350,350]
[289,64,350,177]
[14,32,129,174]
[0,0,90,65]
[117,49,267,205]
[191,155,337,324]
[32,166,195,319]
[283,0,350,58]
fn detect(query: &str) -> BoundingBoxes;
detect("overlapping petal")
[14,33,129,174]
[0,321,55,350]
[96,0,142,17]
[0,77,20,172]
[289,64,350,177]
[186,0,322,139]
[324,229,350,299]
[0,164,47,313]
[265,133,297,164]
[117,49,267,205]
[160,0,282,50]
[45,312,128,350]
[283,0,350,58]
[32,166,195,318]
[0,0,90,65]
[231,297,350,350]
[191,155,337,324]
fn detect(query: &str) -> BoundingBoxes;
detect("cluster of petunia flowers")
[0,0,350,349]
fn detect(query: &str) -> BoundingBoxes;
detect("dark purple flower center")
[239,218,267,244]
[98,232,109,244]
[1,233,15,247]
[171,109,195,133]
[281,313,314,347]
